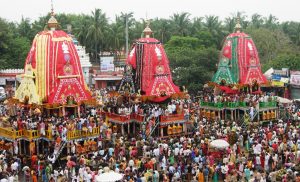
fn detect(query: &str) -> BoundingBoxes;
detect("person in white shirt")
[174,147,180,156]
[167,104,173,114]
[153,148,160,157]
[91,108,96,116]
[53,169,59,181]
[255,155,261,169]
[171,103,176,114]
[10,161,18,172]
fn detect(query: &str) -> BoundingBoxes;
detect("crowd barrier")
[201,101,277,108]
[106,112,131,122]
[0,126,101,141]
[130,113,145,122]
[160,114,184,122]
[259,101,277,108]
[104,111,185,124]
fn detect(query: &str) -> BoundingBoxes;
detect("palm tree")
[170,12,191,36]
[151,18,171,43]
[204,15,221,34]
[108,16,125,60]
[250,13,264,29]
[130,19,145,40]
[18,17,33,40]
[264,14,279,30]
[190,17,203,36]
[203,15,223,47]
[75,15,91,47]
[224,16,235,33]
[86,8,108,62]
[120,12,134,56]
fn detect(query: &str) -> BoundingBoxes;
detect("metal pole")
[125,16,129,57]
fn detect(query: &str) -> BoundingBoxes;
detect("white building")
[73,38,92,86]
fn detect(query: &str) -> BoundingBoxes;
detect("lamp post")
[125,16,129,57]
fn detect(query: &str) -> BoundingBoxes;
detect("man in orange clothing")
[31,170,38,182]
[197,169,204,182]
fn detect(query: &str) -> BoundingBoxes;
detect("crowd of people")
[202,92,278,106]
[0,89,299,181]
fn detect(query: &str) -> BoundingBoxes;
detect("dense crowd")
[0,90,299,181]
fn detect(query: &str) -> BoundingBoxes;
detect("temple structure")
[201,20,277,124]
[212,19,267,88]
[0,8,98,163]
[124,22,180,102]
[15,9,92,114]
[110,23,186,139]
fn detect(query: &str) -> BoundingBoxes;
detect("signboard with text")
[100,57,115,72]
[290,71,300,86]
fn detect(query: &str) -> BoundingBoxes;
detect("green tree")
[190,17,203,36]
[203,15,223,48]
[165,36,218,93]
[0,18,31,69]
[281,21,300,46]
[6,36,31,68]
[86,9,108,62]
[264,14,279,30]
[18,17,34,41]
[245,27,294,67]
[250,13,264,29]
[151,18,171,44]
[170,12,191,36]
[268,53,300,70]
[107,16,125,60]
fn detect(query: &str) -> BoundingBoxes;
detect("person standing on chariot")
[40,121,45,136]
[29,140,35,156]
[13,141,18,155]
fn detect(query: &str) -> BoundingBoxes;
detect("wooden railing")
[201,101,276,108]
[0,127,18,140]
[130,113,145,122]
[23,130,40,140]
[106,112,131,122]
[0,127,101,141]
[66,127,101,140]
[160,114,184,122]
[259,101,277,108]
[105,112,185,124]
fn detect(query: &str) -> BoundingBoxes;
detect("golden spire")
[234,17,242,33]
[48,0,58,30]
[143,19,152,38]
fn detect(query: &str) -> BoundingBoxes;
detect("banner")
[290,73,300,86]
[280,77,289,83]
[271,80,284,87]
[100,57,114,72]
[273,69,289,77]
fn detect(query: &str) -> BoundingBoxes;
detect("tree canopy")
[1,11,300,92]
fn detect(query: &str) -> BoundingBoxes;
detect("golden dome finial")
[143,19,152,38]
[48,0,58,30]
[234,17,242,33]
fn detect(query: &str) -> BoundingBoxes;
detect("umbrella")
[277,97,292,104]
[22,166,30,171]
[210,139,229,149]
[95,171,123,182]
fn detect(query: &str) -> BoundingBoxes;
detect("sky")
[1,0,300,23]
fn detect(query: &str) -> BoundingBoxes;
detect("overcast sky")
[1,0,299,23]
